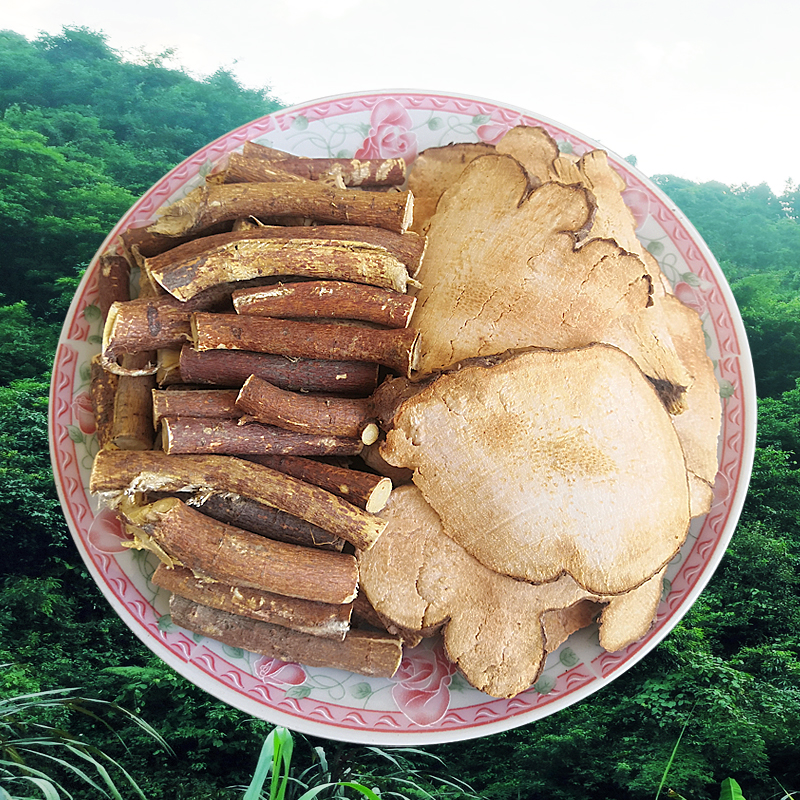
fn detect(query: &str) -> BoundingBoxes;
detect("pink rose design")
[673,280,704,313]
[72,391,96,435]
[254,655,306,687]
[87,508,134,554]
[476,110,517,145]
[621,187,651,228]
[391,643,455,726]
[355,99,417,163]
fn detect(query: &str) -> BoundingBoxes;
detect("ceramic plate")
[49,90,756,744]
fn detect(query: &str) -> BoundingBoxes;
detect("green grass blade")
[243,730,277,800]
[294,782,383,800]
[655,704,697,800]
[10,747,108,797]
[337,782,383,800]
[9,776,62,800]
[654,722,689,800]
[0,762,72,799]
[269,728,296,800]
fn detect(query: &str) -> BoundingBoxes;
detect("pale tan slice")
[495,125,560,184]
[410,153,691,402]
[541,600,602,652]
[573,148,671,297]
[360,484,671,697]
[378,345,691,595]
[597,566,667,652]
[406,141,496,235]
[497,129,670,293]
[358,484,595,697]
[660,294,722,516]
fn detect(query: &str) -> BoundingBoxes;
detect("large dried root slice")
[358,484,595,697]
[360,485,667,697]
[377,345,691,595]
[494,125,560,184]
[409,152,691,402]
[406,142,496,235]
[597,566,667,652]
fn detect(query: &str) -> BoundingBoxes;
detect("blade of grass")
[243,730,276,800]
[11,746,113,798]
[295,782,383,800]
[10,776,63,800]
[271,727,293,800]
[655,706,696,800]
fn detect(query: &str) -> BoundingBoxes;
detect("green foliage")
[0,302,58,385]
[719,777,746,800]
[0,379,72,574]
[237,727,478,800]
[651,177,800,280]
[0,666,170,799]
[0,25,281,318]
[0,116,135,317]
[652,176,800,397]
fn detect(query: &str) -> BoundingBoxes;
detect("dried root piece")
[147,234,414,302]
[170,595,402,678]
[89,450,387,551]
[147,183,413,238]
[246,454,392,513]
[145,225,426,278]
[152,563,352,639]
[90,354,118,449]
[190,314,420,377]
[356,487,568,696]
[101,292,228,375]
[152,389,240,428]
[220,147,407,188]
[109,353,156,450]
[377,345,691,595]
[233,280,417,329]
[160,417,364,458]
[407,142,496,234]
[190,490,345,551]
[120,496,358,604]
[494,125,560,184]
[177,345,380,396]
[660,294,722,516]
[359,484,670,697]
[97,254,131,320]
[236,375,379,445]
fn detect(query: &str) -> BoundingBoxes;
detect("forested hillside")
[1,26,799,800]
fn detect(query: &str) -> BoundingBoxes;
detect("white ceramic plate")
[49,90,756,744]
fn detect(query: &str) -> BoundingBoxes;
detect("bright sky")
[3,0,798,194]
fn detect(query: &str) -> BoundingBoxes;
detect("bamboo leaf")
[720,778,746,800]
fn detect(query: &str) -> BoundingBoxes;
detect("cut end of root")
[360,422,380,446]
[365,477,393,514]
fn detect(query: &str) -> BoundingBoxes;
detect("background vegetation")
[1,25,798,799]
